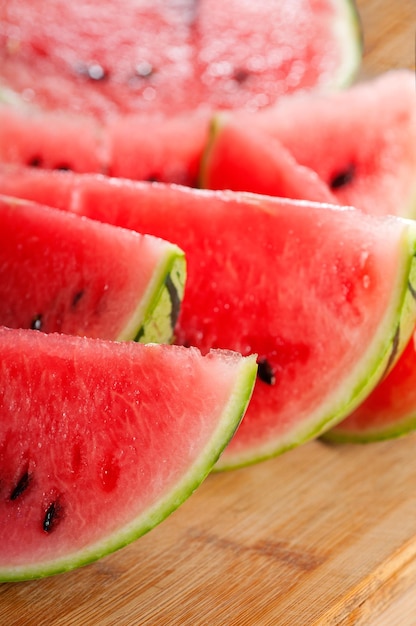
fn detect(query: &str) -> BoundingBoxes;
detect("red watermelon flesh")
[0,194,185,343]
[1,168,416,468]
[194,0,361,111]
[234,70,416,218]
[0,327,257,580]
[0,102,210,187]
[323,332,416,443]
[199,113,337,203]
[0,104,106,174]
[0,0,361,118]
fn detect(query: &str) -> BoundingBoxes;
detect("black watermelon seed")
[233,67,250,84]
[257,358,276,385]
[165,274,181,330]
[54,164,72,172]
[30,314,43,331]
[72,290,85,308]
[146,174,160,182]
[10,470,31,501]
[42,500,62,534]
[28,156,43,168]
[330,165,355,189]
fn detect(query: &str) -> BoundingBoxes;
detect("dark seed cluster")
[257,358,276,385]
[7,470,63,534]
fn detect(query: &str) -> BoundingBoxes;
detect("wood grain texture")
[1,1,415,624]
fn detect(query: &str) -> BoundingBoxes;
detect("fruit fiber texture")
[0,168,415,468]
[0,194,185,343]
[0,0,361,117]
[0,327,257,580]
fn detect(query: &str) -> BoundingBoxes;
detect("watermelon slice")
[0,194,185,343]
[0,326,257,580]
[0,0,361,117]
[323,332,416,443]
[1,169,416,468]
[199,113,337,203]
[231,70,416,217]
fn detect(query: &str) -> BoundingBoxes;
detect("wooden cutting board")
[1,1,415,624]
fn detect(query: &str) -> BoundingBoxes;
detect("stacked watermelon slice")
[1,0,416,580]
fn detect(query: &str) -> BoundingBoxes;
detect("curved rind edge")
[117,246,186,345]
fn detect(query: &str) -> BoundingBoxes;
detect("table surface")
[1,1,416,624]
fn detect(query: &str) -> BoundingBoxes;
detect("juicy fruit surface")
[0,194,185,343]
[234,70,416,218]
[1,169,415,467]
[0,327,257,580]
[0,0,361,117]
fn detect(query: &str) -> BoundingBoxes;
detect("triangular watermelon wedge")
[199,113,337,203]
[0,194,185,344]
[232,70,416,218]
[0,326,257,580]
[1,168,416,469]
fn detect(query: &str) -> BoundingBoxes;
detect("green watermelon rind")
[1,351,257,582]
[119,246,186,344]
[329,0,363,89]
[322,411,416,445]
[216,221,416,470]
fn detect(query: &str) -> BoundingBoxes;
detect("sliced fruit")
[0,326,257,580]
[0,194,185,343]
[0,169,415,468]
[323,332,416,443]
[0,102,210,187]
[234,70,416,218]
[0,0,361,117]
[199,113,337,203]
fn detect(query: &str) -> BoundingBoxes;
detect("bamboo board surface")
[1,1,416,624]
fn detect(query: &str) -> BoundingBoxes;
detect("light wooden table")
[1,1,416,624]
